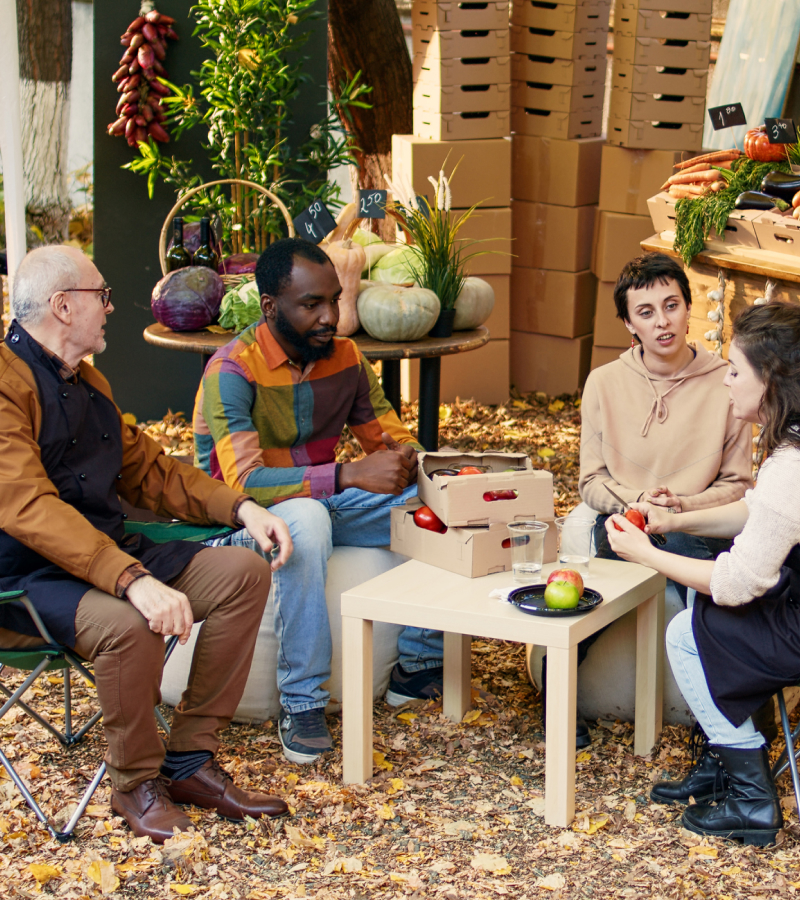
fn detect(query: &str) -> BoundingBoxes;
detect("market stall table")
[143,322,490,450]
[340,557,665,827]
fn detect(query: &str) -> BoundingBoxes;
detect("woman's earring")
[630,336,636,348]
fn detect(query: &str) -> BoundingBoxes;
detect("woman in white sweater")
[606,301,800,847]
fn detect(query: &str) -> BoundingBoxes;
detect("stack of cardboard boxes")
[507,0,611,396]
[607,0,710,152]
[392,1,514,405]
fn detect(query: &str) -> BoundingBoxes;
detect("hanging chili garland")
[107,3,178,147]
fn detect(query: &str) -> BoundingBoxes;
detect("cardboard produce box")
[607,116,703,151]
[611,61,708,97]
[647,191,761,250]
[418,451,555,527]
[512,134,603,207]
[753,209,800,258]
[511,25,607,59]
[512,200,596,271]
[414,25,510,60]
[390,502,557,578]
[414,54,511,87]
[593,280,633,347]
[613,35,710,69]
[453,208,513,275]
[592,209,655,281]
[598,144,687,216]
[414,82,511,115]
[609,90,706,126]
[512,53,607,86]
[414,109,511,141]
[511,330,593,394]
[591,344,626,371]
[620,0,711,10]
[413,0,511,32]
[402,336,510,404]
[511,105,603,140]
[511,0,611,32]
[511,80,604,114]
[615,9,711,41]
[392,135,511,210]
[510,267,597,338]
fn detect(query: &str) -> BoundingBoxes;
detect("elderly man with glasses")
[0,245,294,843]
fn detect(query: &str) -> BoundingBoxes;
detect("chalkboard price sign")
[293,200,337,244]
[765,118,798,144]
[708,102,747,131]
[357,189,387,219]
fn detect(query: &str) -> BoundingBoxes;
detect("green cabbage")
[218,279,262,332]
[371,245,419,284]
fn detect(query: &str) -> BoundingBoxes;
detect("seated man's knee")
[275,498,332,556]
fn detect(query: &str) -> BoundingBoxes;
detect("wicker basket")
[158,179,295,282]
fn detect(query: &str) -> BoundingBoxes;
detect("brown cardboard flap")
[413,0,510,32]
[512,134,603,207]
[414,82,511,115]
[511,105,603,140]
[606,117,703,151]
[611,61,708,98]
[511,0,611,32]
[414,54,512,87]
[511,53,607,87]
[608,91,706,126]
[413,25,510,60]
[414,109,511,141]
[511,201,596,271]
[511,80,604,114]
[510,267,597,338]
[598,144,688,216]
[612,35,711,69]
[615,9,712,41]
[510,25,607,59]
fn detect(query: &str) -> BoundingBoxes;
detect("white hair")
[11,246,83,326]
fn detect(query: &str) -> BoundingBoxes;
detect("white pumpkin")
[453,277,495,330]
[357,284,440,342]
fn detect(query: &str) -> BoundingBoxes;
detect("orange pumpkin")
[744,127,789,163]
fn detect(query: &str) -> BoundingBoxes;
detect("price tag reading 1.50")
[708,102,747,131]
[357,189,387,219]
[765,118,798,144]
[292,200,337,244]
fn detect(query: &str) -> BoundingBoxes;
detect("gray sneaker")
[278,708,333,765]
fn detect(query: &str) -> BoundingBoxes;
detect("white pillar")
[0,0,28,282]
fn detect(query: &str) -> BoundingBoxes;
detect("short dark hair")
[613,252,692,322]
[255,238,333,297]
[732,302,800,458]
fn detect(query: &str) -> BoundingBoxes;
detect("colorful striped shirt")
[193,317,422,508]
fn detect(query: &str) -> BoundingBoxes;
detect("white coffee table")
[341,557,665,827]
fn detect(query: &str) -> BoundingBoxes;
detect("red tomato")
[483,490,518,501]
[613,509,647,532]
[413,506,447,534]
[458,466,485,476]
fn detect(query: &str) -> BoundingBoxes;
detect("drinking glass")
[554,516,594,577]
[506,520,549,584]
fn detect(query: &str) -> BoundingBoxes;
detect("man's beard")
[274,307,336,364]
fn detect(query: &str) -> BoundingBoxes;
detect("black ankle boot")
[682,745,783,846]
[651,723,728,806]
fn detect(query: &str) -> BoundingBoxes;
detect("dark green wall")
[94,1,328,420]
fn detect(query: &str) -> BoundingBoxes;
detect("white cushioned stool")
[160,545,407,722]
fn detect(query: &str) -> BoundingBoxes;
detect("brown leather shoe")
[111,779,194,844]
[166,758,288,820]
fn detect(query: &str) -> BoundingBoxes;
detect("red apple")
[546,567,584,596]
[613,509,647,532]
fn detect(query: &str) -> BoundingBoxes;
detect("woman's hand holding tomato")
[605,513,656,564]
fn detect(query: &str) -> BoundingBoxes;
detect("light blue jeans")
[206,485,443,714]
[667,609,764,750]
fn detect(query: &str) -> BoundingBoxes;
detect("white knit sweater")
[711,445,800,606]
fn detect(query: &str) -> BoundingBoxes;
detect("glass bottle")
[165,217,191,272]
[192,217,220,270]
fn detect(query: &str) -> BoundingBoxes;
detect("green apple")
[544,580,580,610]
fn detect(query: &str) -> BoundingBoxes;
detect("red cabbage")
[218,253,259,275]
[151,267,225,331]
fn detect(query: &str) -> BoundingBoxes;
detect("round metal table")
[143,322,489,450]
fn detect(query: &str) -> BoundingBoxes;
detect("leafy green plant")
[123,0,370,254]
[673,157,794,265]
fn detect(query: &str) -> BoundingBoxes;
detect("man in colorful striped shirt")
[194,239,444,764]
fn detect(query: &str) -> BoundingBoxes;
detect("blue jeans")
[206,485,443,714]
[666,609,764,750]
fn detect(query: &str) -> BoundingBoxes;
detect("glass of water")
[554,516,595,577]
[506,520,549,584]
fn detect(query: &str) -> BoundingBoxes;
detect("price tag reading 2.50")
[292,200,338,244]
[357,189,387,219]
[765,118,798,144]
[708,102,747,131]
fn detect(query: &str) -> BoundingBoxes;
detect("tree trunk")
[328,0,411,240]
[16,0,72,242]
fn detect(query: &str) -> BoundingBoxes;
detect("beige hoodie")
[579,343,753,513]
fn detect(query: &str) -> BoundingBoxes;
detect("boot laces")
[690,721,708,764]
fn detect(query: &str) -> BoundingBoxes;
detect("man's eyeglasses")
[59,287,113,309]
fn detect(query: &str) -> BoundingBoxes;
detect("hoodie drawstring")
[640,376,686,437]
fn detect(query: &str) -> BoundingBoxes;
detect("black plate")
[508,585,603,617]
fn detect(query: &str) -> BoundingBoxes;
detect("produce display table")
[143,323,489,450]
[340,557,666,827]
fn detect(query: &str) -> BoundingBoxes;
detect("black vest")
[0,321,202,644]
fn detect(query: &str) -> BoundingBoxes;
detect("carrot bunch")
[661,149,743,200]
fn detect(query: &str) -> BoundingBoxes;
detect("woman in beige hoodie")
[579,252,753,577]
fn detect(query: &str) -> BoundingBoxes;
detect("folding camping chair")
[771,688,800,817]
[0,590,178,842]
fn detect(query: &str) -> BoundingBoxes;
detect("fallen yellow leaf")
[462,708,482,724]
[387,778,405,794]
[470,853,511,875]
[573,813,609,835]
[373,751,393,771]
[538,447,555,459]
[171,886,199,896]
[323,857,362,875]
[284,824,325,850]
[285,773,299,787]
[537,873,566,890]
[689,845,718,859]
[86,859,119,894]
[510,775,523,787]
[576,751,591,763]
[377,804,395,820]
[28,864,61,885]
[396,711,417,724]
[548,400,565,413]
